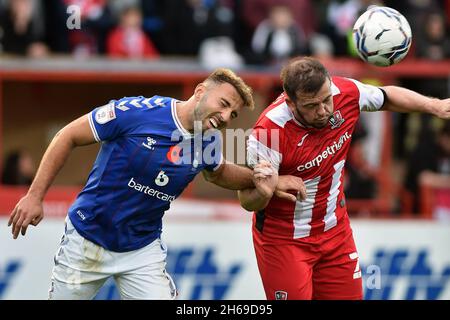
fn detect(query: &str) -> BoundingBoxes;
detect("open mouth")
[209,117,219,129]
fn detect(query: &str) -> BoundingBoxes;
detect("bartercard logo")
[297,132,351,171]
[128,177,174,201]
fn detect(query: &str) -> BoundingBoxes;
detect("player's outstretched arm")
[202,161,254,190]
[8,114,96,239]
[381,86,450,119]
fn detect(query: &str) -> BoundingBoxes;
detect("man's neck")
[175,100,194,133]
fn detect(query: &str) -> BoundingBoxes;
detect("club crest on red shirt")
[275,290,288,300]
[329,110,345,129]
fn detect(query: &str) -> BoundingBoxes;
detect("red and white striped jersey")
[247,76,385,241]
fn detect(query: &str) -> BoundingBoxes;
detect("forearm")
[204,162,254,190]
[381,86,439,114]
[27,132,76,200]
[238,188,271,212]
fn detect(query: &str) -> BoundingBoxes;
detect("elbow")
[203,171,219,184]
[238,190,268,212]
[53,128,77,149]
[241,201,267,212]
[240,201,257,212]
[240,200,256,212]
[238,190,253,212]
[241,203,264,212]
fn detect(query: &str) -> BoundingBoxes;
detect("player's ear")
[284,94,297,113]
[194,83,207,102]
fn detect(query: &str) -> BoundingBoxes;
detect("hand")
[275,175,307,202]
[8,194,44,239]
[430,98,450,120]
[253,161,278,199]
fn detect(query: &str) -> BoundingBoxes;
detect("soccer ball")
[352,6,412,67]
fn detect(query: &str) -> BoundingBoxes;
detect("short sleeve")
[247,126,282,171]
[348,79,385,112]
[88,96,146,142]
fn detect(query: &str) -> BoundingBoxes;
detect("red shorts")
[253,221,363,300]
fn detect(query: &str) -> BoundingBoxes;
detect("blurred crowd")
[0,0,448,65]
[0,0,449,219]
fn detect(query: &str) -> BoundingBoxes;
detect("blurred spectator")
[1,149,35,185]
[415,12,450,61]
[394,10,449,159]
[162,0,236,56]
[62,0,114,56]
[309,33,334,59]
[106,6,159,59]
[0,0,49,57]
[249,5,307,65]
[138,0,165,54]
[199,36,243,69]
[384,0,443,44]
[404,120,450,215]
[41,0,70,52]
[418,122,450,221]
[241,0,316,39]
[345,119,377,200]
[108,0,140,19]
[108,0,166,52]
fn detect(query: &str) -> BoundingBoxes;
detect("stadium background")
[0,0,449,299]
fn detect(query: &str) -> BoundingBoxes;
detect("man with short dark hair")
[239,56,450,300]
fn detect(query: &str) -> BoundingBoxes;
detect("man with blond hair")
[8,68,293,299]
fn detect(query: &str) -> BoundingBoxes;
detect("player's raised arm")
[8,114,96,239]
[381,86,450,120]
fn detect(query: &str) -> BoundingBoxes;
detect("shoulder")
[99,95,175,129]
[255,93,293,130]
[330,76,363,112]
[111,96,173,110]
[331,76,359,97]
[332,77,385,112]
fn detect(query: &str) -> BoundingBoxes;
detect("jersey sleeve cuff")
[88,111,101,142]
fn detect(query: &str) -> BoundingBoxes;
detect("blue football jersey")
[68,96,222,252]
